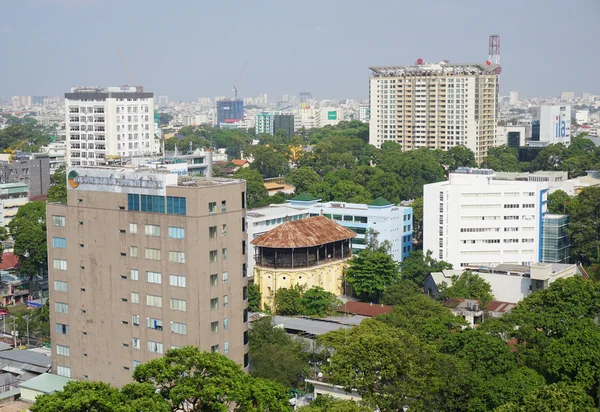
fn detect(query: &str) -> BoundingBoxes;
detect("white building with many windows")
[65,86,156,166]
[423,168,549,269]
[369,62,499,162]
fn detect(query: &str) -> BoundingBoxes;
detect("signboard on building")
[67,168,176,195]
[328,111,337,120]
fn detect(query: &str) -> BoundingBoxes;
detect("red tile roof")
[0,253,20,270]
[232,159,248,166]
[338,301,393,317]
[251,216,356,248]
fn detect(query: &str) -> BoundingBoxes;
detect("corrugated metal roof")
[19,373,72,393]
[251,216,356,248]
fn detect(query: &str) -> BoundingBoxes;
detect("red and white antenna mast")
[488,34,500,65]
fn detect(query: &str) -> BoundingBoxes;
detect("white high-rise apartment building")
[369,62,499,162]
[65,86,156,166]
[560,92,575,102]
[509,90,519,106]
[424,168,548,269]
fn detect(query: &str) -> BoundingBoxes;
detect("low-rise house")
[19,373,72,403]
[425,262,578,304]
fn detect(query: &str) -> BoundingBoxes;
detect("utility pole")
[26,316,29,347]
[12,317,16,348]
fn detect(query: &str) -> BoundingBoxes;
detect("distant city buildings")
[299,92,312,103]
[12,96,32,107]
[358,104,370,123]
[509,90,519,106]
[64,86,157,166]
[0,183,29,228]
[369,62,499,162]
[255,113,294,138]
[216,99,244,126]
[531,105,571,145]
[560,91,575,102]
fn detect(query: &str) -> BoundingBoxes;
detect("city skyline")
[1,0,599,100]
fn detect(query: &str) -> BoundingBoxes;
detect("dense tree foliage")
[133,346,290,411]
[380,279,421,306]
[439,270,494,306]
[8,201,47,280]
[298,395,370,411]
[233,168,270,209]
[344,243,400,302]
[0,118,54,152]
[248,317,308,388]
[247,283,261,312]
[30,381,170,412]
[164,126,253,159]
[314,277,600,411]
[46,164,67,203]
[400,249,452,286]
[33,347,291,411]
[273,285,340,317]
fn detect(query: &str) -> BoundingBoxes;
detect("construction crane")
[4,139,29,163]
[232,62,248,100]
[117,47,143,92]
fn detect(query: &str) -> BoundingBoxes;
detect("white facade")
[65,86,156,166]
[424,168,548,269]
[287,199,413,262]
[560,91,575,102]
[294,108,317,130]
[317,107,345,128]
[576,109,590,124]
[368,63,499,162]
[428,263,577,304]
[532,105,571,145]
[509,90,519,106]
[496,125,529,147]
[246,205,310,277]
[358,105,370,123]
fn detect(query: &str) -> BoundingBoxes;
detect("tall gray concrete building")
[47,166,249,385]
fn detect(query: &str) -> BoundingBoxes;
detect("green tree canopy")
[47,164,67,203]
[400,249,452,286]
[344,246,400,302]
[298,395,371,412]
[439,270,494,307]
[248,317,308,388]
[273,285,340,317]
[30,381,170,412]
[248,146,290,178]
[381,279,421,306]
[482,145,522,172]
[233,168,270,209]
[8,201,47,279]
[286,166,321,195]
[133,346,290,411]
[247,283,261,312]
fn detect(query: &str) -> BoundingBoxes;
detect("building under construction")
[216,99,244,126]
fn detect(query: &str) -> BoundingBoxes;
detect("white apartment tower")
[369,62,499,162]
[424,168,548,269]
[65,86,156,166]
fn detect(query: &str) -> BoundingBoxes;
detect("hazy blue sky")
[1,0,598,101]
